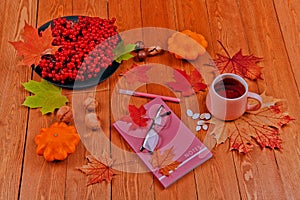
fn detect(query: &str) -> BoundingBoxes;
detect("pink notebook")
[113,97,212,188]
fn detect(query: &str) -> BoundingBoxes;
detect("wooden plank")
[37,0,72,26]
[110,72,153,200]
[173,0,213,137]
[175,0,213,53]
[68,88,112,200]
[174,0,242,199]
[139,0,199,198]
[108,0,143,32]
[203,0,246,195]
[238,0,300,199]
[109,64,153,200]
[19,0,72,199]
[108,1,156,199]
[205,0,290,199]
[273,0,300,94]
[65,1,112,199]
[0,0,37,199]
[73,0,107,17]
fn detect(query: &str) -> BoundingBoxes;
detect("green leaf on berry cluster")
[113,41,136,63]
[22,79,69,115]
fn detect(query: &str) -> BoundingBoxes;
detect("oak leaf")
[210,94,294,153]
[149,147,181,176]
[121,64,151,84]
[166,69,207,96]
[9,22,59,66]
[77,154,116,185]
[22,79,68,115]
[213,41,263,80]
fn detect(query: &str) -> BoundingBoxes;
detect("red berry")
[39,16,118,84]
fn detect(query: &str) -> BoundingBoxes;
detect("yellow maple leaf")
[209,93,294,153]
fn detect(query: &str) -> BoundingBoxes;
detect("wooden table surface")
[1,0,300,199]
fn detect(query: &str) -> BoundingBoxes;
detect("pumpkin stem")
[53,133,59,137]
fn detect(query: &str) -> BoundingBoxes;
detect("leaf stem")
[217,40,231,58]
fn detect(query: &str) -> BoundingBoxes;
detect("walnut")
[85,113,101,130]
[84,97,99,112]
[56,106,73,124]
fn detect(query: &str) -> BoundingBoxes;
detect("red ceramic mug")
[206,73,262,121]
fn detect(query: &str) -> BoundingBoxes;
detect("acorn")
[134,41,145,52]
[136,50,147,62]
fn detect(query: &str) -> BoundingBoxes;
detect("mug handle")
[247,92,263,111]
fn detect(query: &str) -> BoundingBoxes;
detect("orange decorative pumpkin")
[168,30,208,60]
[35,122,80,161]
[181,30,208,49]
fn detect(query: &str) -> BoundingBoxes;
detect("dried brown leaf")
[77,154,115,185]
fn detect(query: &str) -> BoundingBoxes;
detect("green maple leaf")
[22,79,68,114]
[115,53,134,63]
[113,41,135,63]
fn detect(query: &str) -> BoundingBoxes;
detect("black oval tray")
[36,16,120,90]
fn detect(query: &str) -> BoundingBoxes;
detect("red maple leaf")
[213,41,263,80]
[129,105,149,127]
[166,69,207,96]
[211,95,294,153]
[121,64,150,84]
[120,105,149,130]
[9,22,59,66]
[77,154,116,185]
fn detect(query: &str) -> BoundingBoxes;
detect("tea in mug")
[214,78,246,99]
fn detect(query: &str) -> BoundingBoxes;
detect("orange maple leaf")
[77,154,116,185]
[210,93,294,153]
[9,22,59,66]
[213,41,263,80]
[149,147,181,176]
[159,161,181,176]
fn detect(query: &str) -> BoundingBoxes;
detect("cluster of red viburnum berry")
[39,16,118,84]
